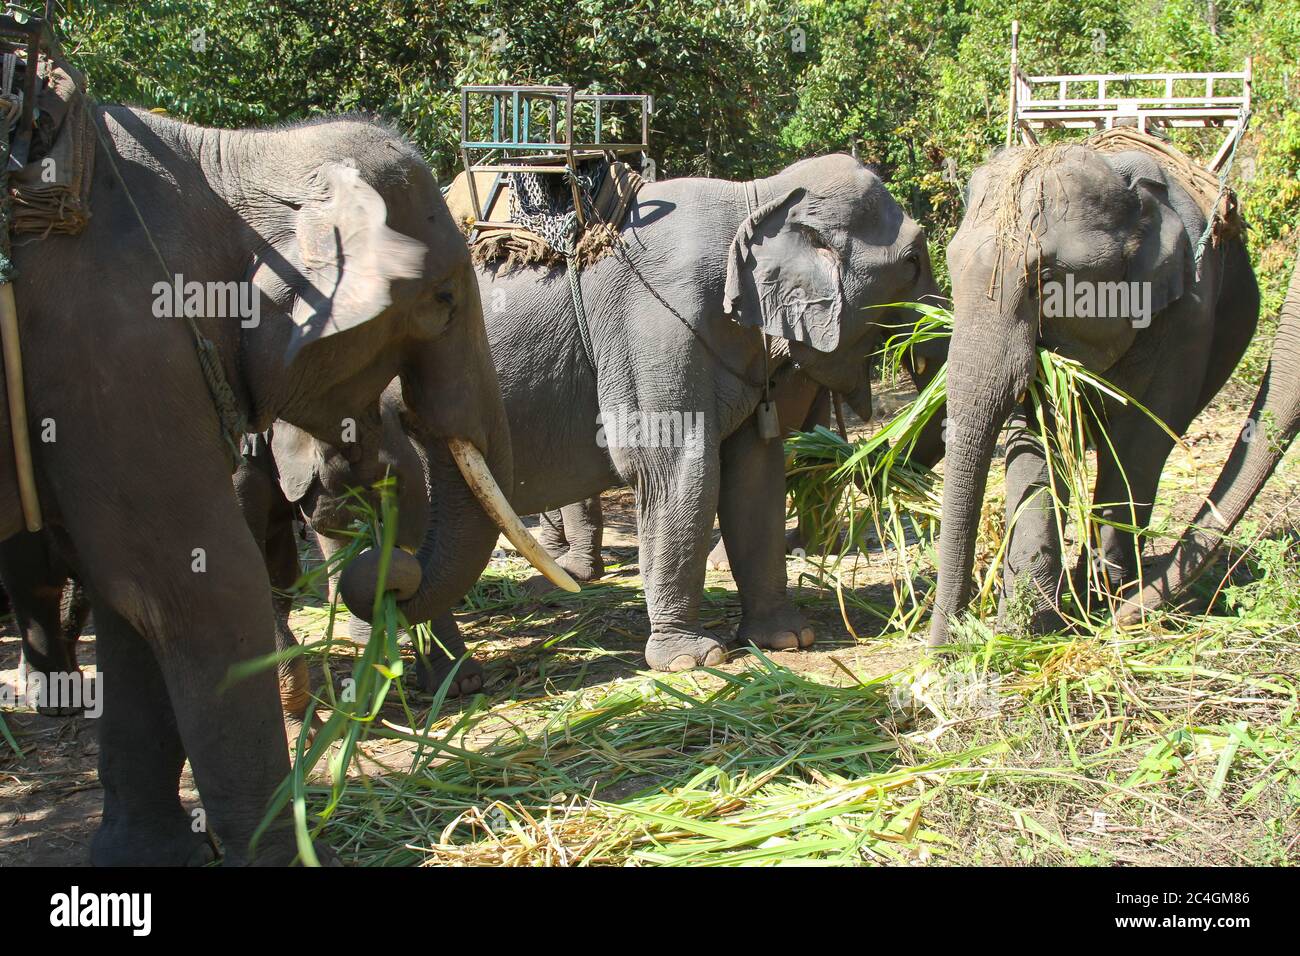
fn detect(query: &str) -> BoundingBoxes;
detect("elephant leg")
[536,508,568,557]
[529,499,604,588]
[235,448,311,726]
[1075,414,1174,612]
[719,420,814,651]
[1077,296,1216,610]
[998,412,1069,632]
[555,497,605,581]
[626,446,726,672]
[412,609,484,697]
[72,479,303,865]
[90,599,215,867]
[266,512,312,730]
[0,531,84,715]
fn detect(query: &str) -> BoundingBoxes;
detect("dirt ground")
[2,375,1296,866]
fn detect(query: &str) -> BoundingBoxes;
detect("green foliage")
[50,1,1300,328]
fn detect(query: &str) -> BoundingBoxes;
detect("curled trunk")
[1116,252,1300,622]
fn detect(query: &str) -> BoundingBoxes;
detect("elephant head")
[1115,245,1300,621]
[929,144,1197,647]
[232,118,571,623]
[723,154,942,425]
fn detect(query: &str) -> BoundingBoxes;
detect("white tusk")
[913,355,927,376]
[447,437,580,593]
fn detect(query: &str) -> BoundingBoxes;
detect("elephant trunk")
[393,437,506,625]
[340,269,575,625]
[1116,252,1300,622]
[904,335,950,468]
[929,297,1034,648]
[842,377,873,423]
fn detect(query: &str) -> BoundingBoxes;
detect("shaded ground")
[1,376,1296,865]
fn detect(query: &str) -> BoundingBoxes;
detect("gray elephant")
[4,105,559,865]
[452,153,939,671]
[235,386,491,701]
[929,141,1261,647]
[1116,245,1299,620]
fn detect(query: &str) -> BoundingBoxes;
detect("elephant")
[3,105,563,865]
[1116,244,1299,621]
[437,153,940,672]
[234,386,491,702]
[929,141,1262,648]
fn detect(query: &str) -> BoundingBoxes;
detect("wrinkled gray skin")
[469,153,938,671]
[0,107,512,865]
[538,364,951,578]
[1116,246,1300,620]
[539,379,832,581]
[930,144,1261,648]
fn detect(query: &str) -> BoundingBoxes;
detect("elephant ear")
[1122,173,1192,317]
[269,420,323,504]
[723,187,845,353]
[287,161,429,362]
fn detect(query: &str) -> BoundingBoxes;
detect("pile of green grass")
[274,538,1298,865]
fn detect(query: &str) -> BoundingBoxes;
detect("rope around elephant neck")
[90,105,248,469]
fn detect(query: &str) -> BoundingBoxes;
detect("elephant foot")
[246,838,342,867]
[996,594,1067,636]
[558,550,604,582]
[23,666,88,716]
[283,710,324,751]
[347,616,374,644]
[736,610,815,652]
[91,811,217,867]
[644,628,727,672]
[522,551,604,595]
[278,657,312,722]
[706,539,731,572]
[415,652,485,698]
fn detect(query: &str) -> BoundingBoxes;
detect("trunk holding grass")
[928,307,1031,648]
[1117,251,1300,622]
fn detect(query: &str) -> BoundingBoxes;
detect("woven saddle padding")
[445,161,643,271]
[1084,126,1245,247]
[9,58,95,237]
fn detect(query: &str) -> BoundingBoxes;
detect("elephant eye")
[905,251,921,280]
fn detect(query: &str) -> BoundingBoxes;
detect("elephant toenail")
[669,655,698,672]
[799,628,815,648]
